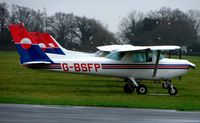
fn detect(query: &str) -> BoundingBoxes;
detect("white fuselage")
[45,52,194,80]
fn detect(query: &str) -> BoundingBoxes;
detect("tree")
[119,8,199,48]
[119,10,144,45]
[187,9,200,33]
[73,17,98,51]
[11,5,47,32]
[0,2,12,50]
[0,2,9,33]
[46,12,76,48]
[89,24,117,51]
[73,16,118,52]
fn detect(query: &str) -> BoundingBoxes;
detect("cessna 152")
[9,24,195,95]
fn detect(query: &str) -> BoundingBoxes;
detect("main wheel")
[168,87,178,95]
[123,83,135,94]
[136,84,147,94]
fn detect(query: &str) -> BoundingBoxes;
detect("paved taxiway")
[0,104,199,123]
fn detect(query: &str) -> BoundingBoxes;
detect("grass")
[0,51,199,111]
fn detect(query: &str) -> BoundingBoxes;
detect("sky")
[2,0,200,33]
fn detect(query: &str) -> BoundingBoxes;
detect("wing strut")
[179,47,182,59]
[152,50,161,77]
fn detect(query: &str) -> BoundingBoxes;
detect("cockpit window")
[132,52,146,62]
[132,50,152,62]
[147,51,153,61]
[152,50,165,60]
[106,52,126,60]
[160,52,165,59]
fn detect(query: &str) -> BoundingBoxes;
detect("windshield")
[106,52,126,60]
[95,51,110,57]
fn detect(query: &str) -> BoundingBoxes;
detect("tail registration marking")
[61,63,101,72]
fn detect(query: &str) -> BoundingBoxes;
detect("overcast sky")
[2,0,200,33]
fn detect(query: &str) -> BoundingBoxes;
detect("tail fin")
[28,32,65,55]
[9,24,53,64]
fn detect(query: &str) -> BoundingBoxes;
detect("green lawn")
[0,51,199,110]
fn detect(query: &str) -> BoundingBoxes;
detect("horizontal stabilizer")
[22,61,51,65]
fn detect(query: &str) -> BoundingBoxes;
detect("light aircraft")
[9,23,195,95]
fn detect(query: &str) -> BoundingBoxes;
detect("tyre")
[168,87,178,95]
[123,83,135,94]
[136,84,147,94]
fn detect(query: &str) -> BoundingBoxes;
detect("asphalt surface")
[0,104,199,123]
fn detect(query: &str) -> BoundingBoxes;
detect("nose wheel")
[168,87,178,95]
[162,80,178,96]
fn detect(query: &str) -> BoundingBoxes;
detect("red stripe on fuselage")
[101,64,189,69]
[22,63,61,69]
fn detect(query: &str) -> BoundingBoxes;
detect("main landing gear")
[123,78,177,95]
[123,78,147,94]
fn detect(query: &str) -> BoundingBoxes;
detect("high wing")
[97,45,180,52]
[96,45,130,51]
[147,46,180,50]
[97,45,147,51]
